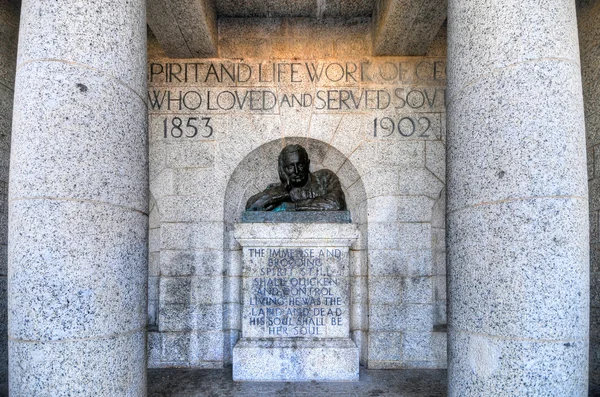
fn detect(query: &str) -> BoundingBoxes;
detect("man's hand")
[246,184,291,211]
[270,201,297,212]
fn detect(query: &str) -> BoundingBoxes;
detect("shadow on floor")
[148,367,447,397]
[0,371,596,396]
[149,369,600,397]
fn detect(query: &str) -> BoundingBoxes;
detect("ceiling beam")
[372,0,446,56]
[147,0,217,58]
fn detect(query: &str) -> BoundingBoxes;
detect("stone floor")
[148,368,600,397]
[149,367,447,397]
[0,369,597,396]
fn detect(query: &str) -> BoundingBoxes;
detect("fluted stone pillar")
[447,1,589,395]
[8,1,148,395]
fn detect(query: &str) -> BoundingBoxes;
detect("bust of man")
[245,144,346,212]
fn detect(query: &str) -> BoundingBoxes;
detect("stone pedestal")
[233,223,359,381]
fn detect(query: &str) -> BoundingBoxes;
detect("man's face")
[282,151,309,187]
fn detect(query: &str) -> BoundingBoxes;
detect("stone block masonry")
[233,223,359,381]
[147,55,447,370]
[0,0,594,392]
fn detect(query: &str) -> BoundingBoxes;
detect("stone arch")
[431,187,446,327]
[221,137,369,364]
[223,137,367,223]
[148,192,160,331]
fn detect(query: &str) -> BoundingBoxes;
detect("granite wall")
[0,0,18,387]
[222,138,368,364]
[578,0,600,385]
[147,19,447,369]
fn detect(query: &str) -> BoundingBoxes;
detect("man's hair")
[278,144,309,186]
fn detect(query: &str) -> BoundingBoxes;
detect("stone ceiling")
[214,0,374,18]
[147,0,447,58]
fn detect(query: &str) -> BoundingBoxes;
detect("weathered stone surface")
[426,22,447,57]
[148,367,450,395]
[233,223,359,381]
[18,0,147,97]
[447,0,580,102]
[9,0,148,393]
[148,330,225,368]
[10,331,146,396]
[242,210,351,223]
[235,223,359,247]
[448,198,588,340]
[10,61,148,211]
[161,222,224,251]
[233,339,359,381]
[449,330,588,395]
[578,0,600,385]
[9,200,148,340]
[148,56,447,369]
[446,60,586,213]
[369,249,432,277]
[0,1,18,89]
[218,17,373,60]
[215,1,373,18]
[447,0,589,394]
[148,0,217,58]
[0,1,17,386]
[373,0,447,56]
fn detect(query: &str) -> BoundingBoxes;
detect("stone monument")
[233,145,359,381]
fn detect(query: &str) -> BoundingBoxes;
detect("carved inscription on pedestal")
[242,247,349,339]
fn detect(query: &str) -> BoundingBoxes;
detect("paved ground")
[149,367,448,397]
[149,368,600,397]
[0,369,597,396]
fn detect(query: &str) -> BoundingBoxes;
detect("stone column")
[446,1,589,395]
[0,1,19,391]
[8,1,148,395]
[577,0,600,385]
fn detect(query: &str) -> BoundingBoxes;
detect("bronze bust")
[245,144,346,212]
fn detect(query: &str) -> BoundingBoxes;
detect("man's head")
[278,144,310,188]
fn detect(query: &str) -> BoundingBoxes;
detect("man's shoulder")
[313,168,340,181]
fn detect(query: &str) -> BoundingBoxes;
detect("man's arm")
[245,184,291,211]
[292,171,346,211]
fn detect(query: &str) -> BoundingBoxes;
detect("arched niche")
[223,137,367,223]
[221,137,369,364]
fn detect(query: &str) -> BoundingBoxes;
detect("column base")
[233,338,359,381]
